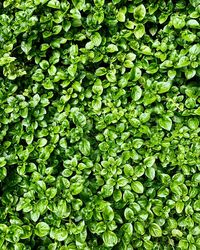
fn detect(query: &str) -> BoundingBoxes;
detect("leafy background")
[0,0,200,249]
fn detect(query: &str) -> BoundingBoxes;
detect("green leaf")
[131,86,142,101]
[70,182,83,195]
[145,167,155,180]
[117,177,128,187]
[39,60,49,70]
[149,223,162,237]
[187,19,199,28]
[131,181,144,194]
[59,138,68,149]
[21,41,32,55]
[38,138,47,147]
[91,32,102,46]
[35,222,50,237]
[79,139,91,156]
[171,15,186,29]
[172,229,183,238]
[132,139,143,149]
[178,240,189,249]
[124,207,134,220]
[21,225,32,240]
[129,67,142,81]
[46,187,57,199]
[32,69,44,82]
[144,156,155,168]
[106,44,118,53]
[94,0,105,7]
[43,78,54,89]
[117,9,126,22]
[103,206,114,221]
[157,187,169,198]
[193,200,200,211]
[176,56,190,68]
[72,0,85,10]
[181,30,196,42]
[188,118,199,130]
[68,64,77,77]
[134,24,145,39]
[92,97,102,111]
[189,0,199,7]
[133,4,146,21]
[48,65,57,76]
[143,93,157,106]
[5,225,24,243]
[102,231,118,247]
[50,227,68,241]
[0,55,16,66]
[156,81,172,94]
[95,67,107,76]
[106,70,116,82]
[124,165,134,176]
[194,107,200,116]
[101,184,114,197]
[158,116,172,131]
[185,69,196,79]
[141,45,152,55]
[47,0,60,9]
[0,157,6,168]
[0,167,7,181]
[134,221,145,235]
[176,201,184,214]
[189,44,200,55]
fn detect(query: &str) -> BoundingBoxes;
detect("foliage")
[0,0,200,249]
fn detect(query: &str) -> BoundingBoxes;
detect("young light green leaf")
[103,206,114,221]
[102,231,118,247]
[79,139,91,156]
[149,223,162,237]
[185,69,196,80]
[188,118,199,130]
[176,56,190,68]
[21,41,32,55]
[68,64,77,77]
[47,0,60,9]
[187,19,199,28]
[124,207,134,220]
[189,44,200,55]
[106,44,118,53]
[129,67,142,81]
[145,167,155,180]
[171,15,186,29]
[144,156,155,168]
[0,55,16,66]
[50,228,68,241]
[176,201,184,214]
[193,200,200,211]
[134,24,145,39]
[131,86,142,101]
[35,222,50,237]
[134,4,146,21]
[95,67,107,76]
[158,116,172,131]
[156,81,172,94]
[131,181,144,194]
[91,32,102,47]
[134,221,145,235]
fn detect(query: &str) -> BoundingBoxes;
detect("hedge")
[0,0,200,249]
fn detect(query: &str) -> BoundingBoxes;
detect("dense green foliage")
[0,0,200,249]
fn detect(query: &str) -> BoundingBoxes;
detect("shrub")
[0,0,200,249]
